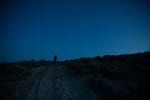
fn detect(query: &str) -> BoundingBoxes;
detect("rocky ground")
[0,52,150,100]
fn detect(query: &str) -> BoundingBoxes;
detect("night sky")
[1,0,150,62]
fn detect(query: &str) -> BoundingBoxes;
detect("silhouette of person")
[53,56,58,64]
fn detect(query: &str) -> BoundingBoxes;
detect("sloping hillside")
[63,52,150,100]
[0,52,150,100]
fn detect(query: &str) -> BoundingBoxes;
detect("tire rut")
[14,66,48,100]
[53,76,73,100]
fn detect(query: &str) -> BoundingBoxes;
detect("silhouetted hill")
[63,51,150,100]
[0,51,150,100]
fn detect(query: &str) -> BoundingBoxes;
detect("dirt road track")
[14,65,98,100]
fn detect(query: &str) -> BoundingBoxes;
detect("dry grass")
[64,52,150,100]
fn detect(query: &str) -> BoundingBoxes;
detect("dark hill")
[63,51,150,100]
[0,52,150,100]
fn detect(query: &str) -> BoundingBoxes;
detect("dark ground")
[0,52,150,100]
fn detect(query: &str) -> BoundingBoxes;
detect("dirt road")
[14,64,98,100]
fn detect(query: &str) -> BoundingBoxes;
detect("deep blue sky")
[1,0,150,62]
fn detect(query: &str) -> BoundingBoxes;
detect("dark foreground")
[0,52,150,100]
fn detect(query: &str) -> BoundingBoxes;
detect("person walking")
[53,55,58,64]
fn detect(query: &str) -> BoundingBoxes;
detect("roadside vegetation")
[63,51,150,100]
[0,60,52,100]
